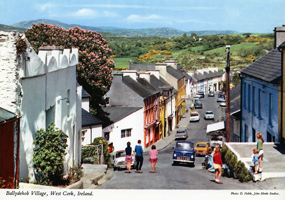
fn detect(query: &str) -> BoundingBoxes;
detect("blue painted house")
[240,49,281,142]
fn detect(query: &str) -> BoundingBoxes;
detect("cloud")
[127,14,164,22]
[37,3,55,11]
[73,8,97,17]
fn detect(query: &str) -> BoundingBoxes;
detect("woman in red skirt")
[149,145,158,173]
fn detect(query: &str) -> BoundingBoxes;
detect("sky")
[1,0,285,33]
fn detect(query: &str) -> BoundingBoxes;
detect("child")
[149,145,158,173]
[252,148,259,174]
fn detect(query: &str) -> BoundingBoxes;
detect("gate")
[82,144,104,164]
[0,115,20,189]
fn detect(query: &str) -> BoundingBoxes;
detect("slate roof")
[150,75,178,94]
[240,49,281,84]
[129,63,155,70]
[230,83,241,119]
[0,107,16,123]
[82,108,103,126]
[123,76,160,98]
[167,66,184,80]
[97,106,142,128]
[192,70,221,81]
[82,88,91,98]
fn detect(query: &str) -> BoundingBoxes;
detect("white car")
[190,111,200,122]
[204,111,214,120]
[217,97,225,102]
[219,102,226,107]
[113,150,136,171]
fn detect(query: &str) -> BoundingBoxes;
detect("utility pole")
[225,45,231,142]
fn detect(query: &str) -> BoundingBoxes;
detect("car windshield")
[176,142,193,150]
[191,113,198,116]
[212,137,223,141]
[177,130,186,134]
[206,111,213,114]
[196,144,206,147]
[116,152,126,158]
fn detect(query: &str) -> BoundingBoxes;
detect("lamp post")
[225,45,231,142]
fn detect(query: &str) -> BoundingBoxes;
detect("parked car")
[195,142,210,156]
[210,135,225,148]
[208,91,215,97]
[172,141,195,167]
[194,94,202,99]
[175,129,188,140]
[190,111,200,122]
[204,111,214,120]
[219,102,226,107]
[217,97,225,102]
[197,90,204,98]
[194,100,203,109]
[113,150,136,171]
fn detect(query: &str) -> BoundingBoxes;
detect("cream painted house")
[0,31,81,180]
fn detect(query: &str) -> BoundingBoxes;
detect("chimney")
[137,71,151,83]
[274,25,285,49]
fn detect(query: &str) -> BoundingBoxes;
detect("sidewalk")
[227,142,285,181]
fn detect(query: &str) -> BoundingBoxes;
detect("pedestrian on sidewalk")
[125,141,133,173]
[251,148,259,174]
[256,132,264,173]
[213,146,223,184]
[149,145,158,173]
[135,140,144,173]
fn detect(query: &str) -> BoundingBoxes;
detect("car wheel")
[172,161,177,166]
[113,167,117,171]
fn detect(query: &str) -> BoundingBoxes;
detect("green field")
[204,42,258,56]
[112,57,133,69]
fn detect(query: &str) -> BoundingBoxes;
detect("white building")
[0,31,81,180]
[81,88,103,146]
[99,106,144,152]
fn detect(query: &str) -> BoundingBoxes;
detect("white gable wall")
[103,108,144,152]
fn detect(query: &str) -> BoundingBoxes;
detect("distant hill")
[0,24,26,33]
[11,19,238,37]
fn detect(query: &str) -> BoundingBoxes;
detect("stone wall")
[0,31,22,115]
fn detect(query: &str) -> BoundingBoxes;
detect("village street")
[98,95,285,190]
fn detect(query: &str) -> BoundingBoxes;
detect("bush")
[221,145,252,182]
[33,123,68,185]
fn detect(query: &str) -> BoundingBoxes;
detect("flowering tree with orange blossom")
[25,24,114,112]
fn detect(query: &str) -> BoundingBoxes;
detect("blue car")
[172,141,196,167]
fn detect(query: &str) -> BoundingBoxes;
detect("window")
[244,124,248,142]
[252,86,256,115]
[121,129,132,138]
[243,83,247,109]
[269,93,273,126]
[248,84,251,112]
[258,89,262,118]
[104,132,110,141]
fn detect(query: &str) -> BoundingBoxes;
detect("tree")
[231,73,241,87]
[33,123,68,185]
[25,23,115,112]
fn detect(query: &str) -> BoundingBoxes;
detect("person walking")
[256,132,264,173]
[125,141,133,173]
[149,145,158,173]
[251,148,259,175]
[213,146,223,184]
[135,140,144,173]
